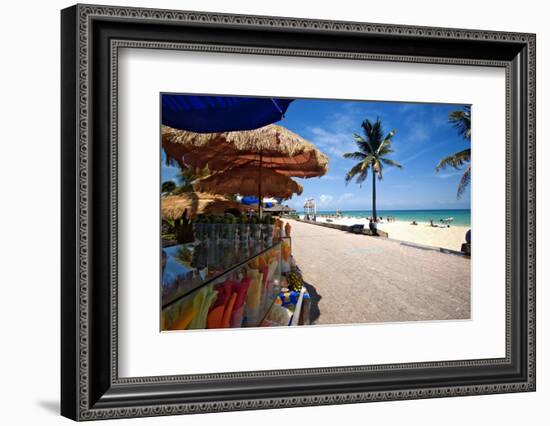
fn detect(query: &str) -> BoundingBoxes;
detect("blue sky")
[162,151,180,182]
[162,98,471,211]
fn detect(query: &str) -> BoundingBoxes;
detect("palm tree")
[435,106,471,199]
[343,118,402,222]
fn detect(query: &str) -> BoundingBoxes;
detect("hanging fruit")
[287,270,303,292]
[285,222,291,238]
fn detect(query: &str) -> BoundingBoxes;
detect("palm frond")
[373,159,383,180]
[379,147,395,156]
[361,119,373,137]
[345,161,370,187]
[370,118,383,143]
[379,129,397,151]
[343,151,367,161]
[362,118,383,147]
[355,170,369,186]
[345,162,365,183]
[378,141,396,156]
[352,133,365,144]
[353,133,374,154]
[435,148,471,171]
[448,106,471,140]
[380,158,403,169]
[377,138,390,154]
[360,155,375,171]
[457,165,471,199]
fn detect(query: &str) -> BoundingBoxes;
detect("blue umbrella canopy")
[241,196,259,205]
[240,196,277,208]
[162,95,294,133]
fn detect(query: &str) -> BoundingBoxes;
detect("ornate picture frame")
[61,4,535,420]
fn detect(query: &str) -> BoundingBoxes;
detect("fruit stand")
[161,218,310,331]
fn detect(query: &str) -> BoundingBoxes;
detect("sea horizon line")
[305,208,471,212]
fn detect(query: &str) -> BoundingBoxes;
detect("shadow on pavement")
[303,282,322,324]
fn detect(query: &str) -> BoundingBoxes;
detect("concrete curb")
[394,239,468,257]
[293,218,389,238]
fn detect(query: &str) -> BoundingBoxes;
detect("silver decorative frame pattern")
[61,3,536,421]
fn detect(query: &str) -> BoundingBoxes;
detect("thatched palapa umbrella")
[162,124,329,178]
[194,167,303,200]
[162,124,328,216]
[161,192,246,221]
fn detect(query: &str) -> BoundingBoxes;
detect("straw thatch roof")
[162,124,329,178]
[161,192,247,220]
[193,167,303,200]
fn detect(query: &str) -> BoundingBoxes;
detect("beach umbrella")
[240,196,259,205]
[194,168,303,212]
[161,192,247,221]
[162,124,329,179]
[162,95,294,133]
[240,196,278,206]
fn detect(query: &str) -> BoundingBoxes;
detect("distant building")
[262,204,296,216]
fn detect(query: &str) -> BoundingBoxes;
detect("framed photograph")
[61,4,536,421]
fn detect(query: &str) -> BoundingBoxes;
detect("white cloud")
[405,123,430,143]
[386,145,440,176]
[308,127,354,157]
[318,194,334,207]
[305,103,376,158]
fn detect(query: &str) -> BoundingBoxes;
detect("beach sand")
[311,217,468,252]
[286,219,470,325]
[378,222,468,252]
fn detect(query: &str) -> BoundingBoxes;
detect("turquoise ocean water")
[303,209,471,227]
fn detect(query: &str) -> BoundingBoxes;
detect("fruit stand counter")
[161,240,284,330]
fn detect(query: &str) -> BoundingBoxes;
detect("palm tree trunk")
[372,167,377,222]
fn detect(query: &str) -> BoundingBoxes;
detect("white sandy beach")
[308,216,469,252]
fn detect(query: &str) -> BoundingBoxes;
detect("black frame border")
[61,4,536,421]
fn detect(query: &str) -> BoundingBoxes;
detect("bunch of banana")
[287,270,303,292]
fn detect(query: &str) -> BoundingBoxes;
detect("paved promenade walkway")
[288,220,470,325]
